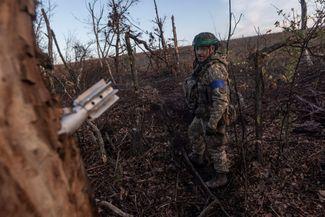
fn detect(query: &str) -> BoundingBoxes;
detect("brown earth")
[47,29,325,216]
[75,55,324,216]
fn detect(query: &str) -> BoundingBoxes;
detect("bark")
[226,0,232,56]
[153,0,168,65]
[253,40,264,163]
[0,1,94,217]
[125,32,138,91]
[87,1,116,84]
[300,0,307,30]
[112,0,121,75]
[300,0,313,65]
[255,69,263,162]
[88,1,104,68]
[171,15,180,76]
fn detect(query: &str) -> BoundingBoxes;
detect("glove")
[205,125,217,136]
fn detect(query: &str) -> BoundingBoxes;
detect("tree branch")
[97,200,133,217]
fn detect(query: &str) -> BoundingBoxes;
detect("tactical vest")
[192,56,229,120]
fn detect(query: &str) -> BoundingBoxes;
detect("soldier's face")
[195,45,214,62]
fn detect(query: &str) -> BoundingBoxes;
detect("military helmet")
[192,32,219,47]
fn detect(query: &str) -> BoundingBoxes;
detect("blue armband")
[210,80,225,89]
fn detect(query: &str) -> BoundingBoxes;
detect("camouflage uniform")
[186,54,230,173]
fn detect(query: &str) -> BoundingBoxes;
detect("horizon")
[37,0,320,62]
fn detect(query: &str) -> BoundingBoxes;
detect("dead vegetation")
[32,1,325,216]
[68,42,325,216]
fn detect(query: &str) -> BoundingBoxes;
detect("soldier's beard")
[197,56,208,62]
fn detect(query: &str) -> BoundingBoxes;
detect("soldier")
[184,32,230,188]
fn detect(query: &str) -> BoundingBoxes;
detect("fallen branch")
[97,200,134,217]
[160,102,230,217]
[295,94,325,112]
[181,147,230,217]
[197,199,220,217]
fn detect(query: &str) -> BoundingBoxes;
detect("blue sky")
[45,0,308,51]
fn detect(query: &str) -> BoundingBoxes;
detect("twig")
[280,16,324,147]
[197,199,220,217]
[105,132,115,151]
[270,205,281,217]
[306,149,325,160]
[114,150,121,175]
[97,200,134,217]
[175,172,179,202]
[118,131,129,148]
[295,94,325,112]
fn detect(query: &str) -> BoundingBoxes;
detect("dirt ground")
[77,63,324,216]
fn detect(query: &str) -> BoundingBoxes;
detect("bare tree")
[225,0,248,211]
[300,0,308,29]
[272,1,325,147]
[226,0,242,56]
[33,0,56,50]
[125,31,138,91]
[87,0,116,83]
[153,0,168,66]
[171,15,180,76]
[252,29,264,163]
[108,0,139,72]
[71,41,93,90]
[0,1,94,216]
[32,1,58,94]
[87,0,138,83]
[300,0,314,65]
[110,0,122,75]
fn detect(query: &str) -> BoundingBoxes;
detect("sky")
[43,0,311,52]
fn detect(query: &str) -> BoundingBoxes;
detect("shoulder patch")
[210,80,225,89]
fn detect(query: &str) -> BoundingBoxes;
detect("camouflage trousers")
[188,116,230,173]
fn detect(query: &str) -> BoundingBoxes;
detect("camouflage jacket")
[189,54,230,129]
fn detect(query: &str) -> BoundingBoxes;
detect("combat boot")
[188,152,204,166]
[205,173,228,188]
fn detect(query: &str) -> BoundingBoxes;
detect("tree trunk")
[0,1,94,217]
[153,0,168,67]
[112,0,120,75]
[255,50,263,162]
[125,32,138,91]
[254,53,263,162]
[300,0,307,30]
[300,0,313,66]
[171,15,180,76]
[226,0,232,56]
[253,38,264,163]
